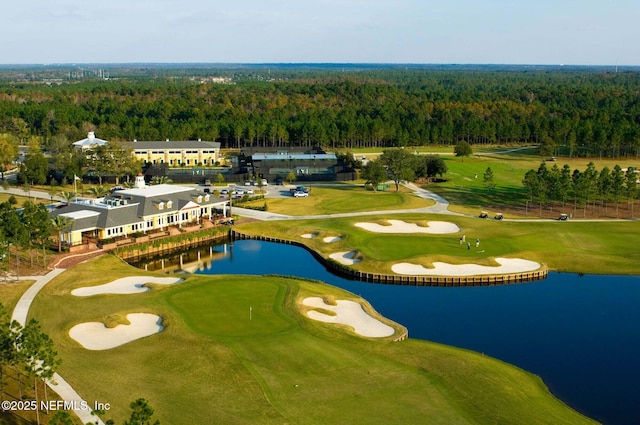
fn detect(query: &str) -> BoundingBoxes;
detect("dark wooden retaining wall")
[115,230,229,262]
[230,230,548,286]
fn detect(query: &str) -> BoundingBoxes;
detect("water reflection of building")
[136,244,231,273]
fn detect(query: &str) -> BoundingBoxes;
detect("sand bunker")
[69,313,163,350]
[301,233,318,239]
[71,276,184,296]
[392,257,541,276]
[303,297,394,337]
[323,236,342,243]
[329,251,361,265]
[355,219,459,234]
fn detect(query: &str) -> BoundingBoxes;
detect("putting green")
[167,279,294,338]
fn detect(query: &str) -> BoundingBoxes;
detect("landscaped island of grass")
[234,213,640,275]
[30,255,596,424]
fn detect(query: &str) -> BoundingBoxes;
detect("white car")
[293,191,308,197]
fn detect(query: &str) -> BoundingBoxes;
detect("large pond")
[135,239,640,425]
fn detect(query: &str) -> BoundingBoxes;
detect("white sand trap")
[71,276,184,296]
[392,257,541,276]
[323,236,342,243]
[330,251,361,265]
[355,219,459,234]
[303,297,394,337]
[301,233,318,239]
[69,313,163,350]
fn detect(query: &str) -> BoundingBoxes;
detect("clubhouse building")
[50,175,230,247]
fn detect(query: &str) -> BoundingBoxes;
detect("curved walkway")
[11,266,106,425]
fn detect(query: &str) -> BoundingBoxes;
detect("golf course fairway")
[28,255,597,425]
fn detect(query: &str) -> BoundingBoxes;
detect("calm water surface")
[155,240,640,425]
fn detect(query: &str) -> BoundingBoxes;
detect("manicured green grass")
[242,185,434,215]
[0,192,50,207]
[236,213,640,275]
[425,151,640,215]
[341,146,457,155]
[0,279,34,314]
[167,279,294,338]
[31,256,595,425]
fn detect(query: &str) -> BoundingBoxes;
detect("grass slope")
[427,149,640,215]
[29,256,595,425]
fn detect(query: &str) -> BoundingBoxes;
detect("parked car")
[244,181,252,186]
[220,189,229,195]
[290,185,309,195]
[293,191,309,197]
[245,189,254,194]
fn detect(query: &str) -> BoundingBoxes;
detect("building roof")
[72,132,108,149]
[117,184,192,198]
[128,140,221,150]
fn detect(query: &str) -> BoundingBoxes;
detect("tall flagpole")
[73,175,79,202]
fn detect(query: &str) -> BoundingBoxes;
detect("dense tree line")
[0,199,52,276]
[0,304,60,425]
[0,69,639,157]
[522,162,638,217]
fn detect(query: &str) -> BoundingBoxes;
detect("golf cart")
[494,213,503,220]
[479,211,489,219]
[558,213,569,221]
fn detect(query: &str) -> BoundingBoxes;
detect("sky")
[2,0,639,65]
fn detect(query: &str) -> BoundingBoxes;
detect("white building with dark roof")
[50,176,229,247]
[72,132,109,150]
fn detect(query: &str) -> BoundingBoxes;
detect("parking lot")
[196,182,307,199]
